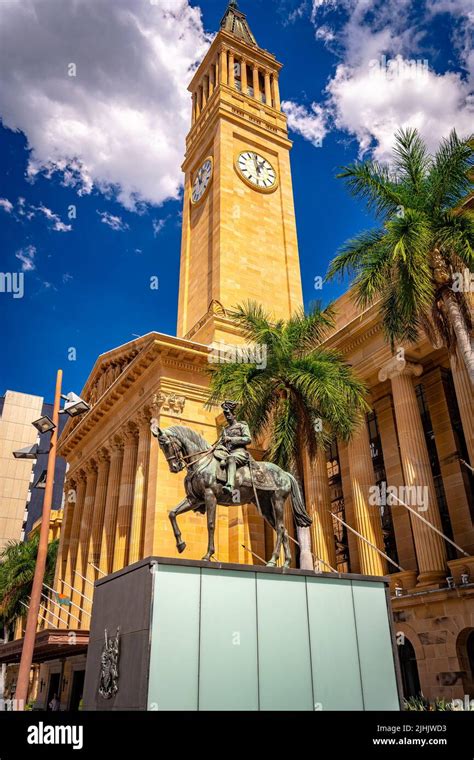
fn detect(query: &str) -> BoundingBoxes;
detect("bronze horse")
[151,421,312,567]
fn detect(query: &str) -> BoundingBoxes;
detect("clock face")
[237,151,277,191]
[191,158,213,204]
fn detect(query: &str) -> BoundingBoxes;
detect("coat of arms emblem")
[98,627,120,699]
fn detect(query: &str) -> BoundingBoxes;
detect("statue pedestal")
[83,557,402,711]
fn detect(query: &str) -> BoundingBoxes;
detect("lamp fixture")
[33,469,48,489]
[61,392,90,418]
[32,415,56,434]
[13,443,40,460]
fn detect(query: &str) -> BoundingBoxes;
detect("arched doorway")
[398,637,421,699]
[457,628,474,694]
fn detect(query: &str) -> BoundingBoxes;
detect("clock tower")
[177,0,304,344]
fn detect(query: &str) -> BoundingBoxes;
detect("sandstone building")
[1,1,473,708]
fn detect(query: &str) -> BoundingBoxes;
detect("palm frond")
[392,127,431,195]
[326,227,388,282]
[336,161,404,219]
[428,130,474,210]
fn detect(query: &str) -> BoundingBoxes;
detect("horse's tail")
[288,473,312,527]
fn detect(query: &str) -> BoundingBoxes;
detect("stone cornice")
[184,86,290,163]
[58,334,210,457]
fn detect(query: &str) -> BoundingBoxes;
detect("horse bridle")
[159,433,217,472]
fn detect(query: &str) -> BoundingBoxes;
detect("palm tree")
[207,301,369,568]
[0,534,58,637]
[326,128,474,381]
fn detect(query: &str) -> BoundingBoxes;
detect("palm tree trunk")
[442,289,474,384]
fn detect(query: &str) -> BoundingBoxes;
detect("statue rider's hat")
[221,400,238,413]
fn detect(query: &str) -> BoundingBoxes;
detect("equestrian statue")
[150,401,312,567]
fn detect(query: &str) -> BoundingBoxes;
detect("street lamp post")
[14,369,63,709]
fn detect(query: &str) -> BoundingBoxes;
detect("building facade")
[1,1,472,708]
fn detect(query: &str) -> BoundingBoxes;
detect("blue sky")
[0,0,472,400]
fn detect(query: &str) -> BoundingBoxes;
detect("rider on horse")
[214,400,251,495]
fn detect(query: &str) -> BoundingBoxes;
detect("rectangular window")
[415,383,456,560]
[326,441,350,573]
[367,411,400,572]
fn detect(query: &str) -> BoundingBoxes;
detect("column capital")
[84,459,98,476]
[109,435,124,456]
[121,421,139,444]
[133,405,151,430]
[378,356,423,383]
[97,447,110,465]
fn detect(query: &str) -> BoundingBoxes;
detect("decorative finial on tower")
[220,0,257,45]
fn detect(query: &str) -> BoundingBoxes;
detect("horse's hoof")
[177,541,186,554]
[266,560,277,567]
[283,561,291,569]
[201,554,213,562]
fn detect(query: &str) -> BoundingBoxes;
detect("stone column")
[192,92,197,124]
[272,73,281,110]
[195,88,201,119]
[49,477,75,627]
[373,395,417,571]
[450,347,474,466]
[209,64,215,97]
[379,358,447,585]
[59,472,86,625]
[113,424,138,571]
[82,448,110,620]
[347,422,387,576]
[423,368,474,555]
[228,51,235,88]
[71,460,98,625]
[264,70,272,106]
[253,64,260,100]
[202,77,207,108]
[98,437,123,575]
[219,48,228,85]
[241,58,247,94]
[303,451,337,571]
[129,410,151,564]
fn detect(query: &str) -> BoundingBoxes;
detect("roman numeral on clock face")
[237,151,276,191]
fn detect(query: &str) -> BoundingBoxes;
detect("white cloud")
[327,58,474,161]
[97,211,129,231]
[33,204,72,232]
[15,245,36,271]
[62,273,73,283]
[285,0,474,161]
[1,197,72,229]
[0,198,13,213]
[0,0,210,211]
[152,217,168,236]
[282,100,328,147]
[315,25,336,43]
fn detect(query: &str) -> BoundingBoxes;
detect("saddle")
[215,456,277,490]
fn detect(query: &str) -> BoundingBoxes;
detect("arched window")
[398,637,421,699]
[457,628,474,693]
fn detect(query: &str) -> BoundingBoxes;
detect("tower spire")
[220,0,257,46]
